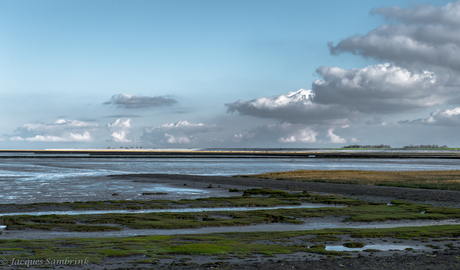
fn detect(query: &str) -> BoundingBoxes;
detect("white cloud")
[164,133,191,144]
[226,63,447,126]
[279,128,317,143]
[107,118,132,142]
[232,133,243,143]
[329,1,460,72]
[10,132,92,142]
[10,119,97,143]
[109,131,130,143]
[226,89,356,125]
[24,132,92,142]
[313,63,442,113]
[141,121,223,145]
[21,119,98,132]
[104,93,177,109]
[235,123,318,144]
[107,118,131,129]
[327,128,346,144]
[400,107,460,126]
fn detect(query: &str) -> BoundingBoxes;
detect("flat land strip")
[2,149,460,159]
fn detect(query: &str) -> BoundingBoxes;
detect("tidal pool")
[326,244,422,251]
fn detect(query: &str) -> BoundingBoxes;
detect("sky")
[1,0,460,149]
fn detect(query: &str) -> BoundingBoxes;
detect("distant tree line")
[342,144,391,149]
[403,144,448,149]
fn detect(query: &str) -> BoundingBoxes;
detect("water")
[326,244,421,251]
[1,218,458,240]
[0,203,339,217]
[1,157,460,204]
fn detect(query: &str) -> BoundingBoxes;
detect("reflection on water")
[1,157,460,204]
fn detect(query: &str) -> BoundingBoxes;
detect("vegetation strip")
[2,189,460,232]
[0,225,459,265]
[238,170,460,191]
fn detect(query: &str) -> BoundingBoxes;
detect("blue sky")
[1,0,459,149]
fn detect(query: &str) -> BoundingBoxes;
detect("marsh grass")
[343,242,365,248]
[4,202,460,232]
[238,170,460,191]
[1,224,460,264]
[3,190,460,231]
[18,193,307,211]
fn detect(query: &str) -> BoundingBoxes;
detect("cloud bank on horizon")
[3,0,460,148]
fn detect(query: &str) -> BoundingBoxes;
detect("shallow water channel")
[1,217,459,240]
[0,203,338,217]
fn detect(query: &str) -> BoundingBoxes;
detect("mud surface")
[2,173,460,269]
[174,250,460,270]
[121,173,460,207]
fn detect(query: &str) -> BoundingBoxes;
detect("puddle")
[326,244,421,251]
[0,203,339,217]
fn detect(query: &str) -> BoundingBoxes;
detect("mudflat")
[1,173,460,269]
[124,173,460,207]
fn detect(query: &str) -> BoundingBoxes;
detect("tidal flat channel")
[1,217,459,240]
[0,203,337,217]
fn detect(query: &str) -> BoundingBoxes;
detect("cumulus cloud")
[234,123,318,144]
[399,107,460,126]
[142,121,223,145]
[226,2,460,132]
[104,93,177,109]
[225,89,356,125]
[164,133,191,144]
[328,1,460,71]
[106,118,132,142]
[226,63,442,125]
[9,119,97,142]
[313,63,443,113]
[221,1,460,146]
[327,128,346,144]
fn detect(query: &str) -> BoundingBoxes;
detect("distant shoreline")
[1,149,460,159]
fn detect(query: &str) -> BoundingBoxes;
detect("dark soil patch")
[122,173,460,204]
